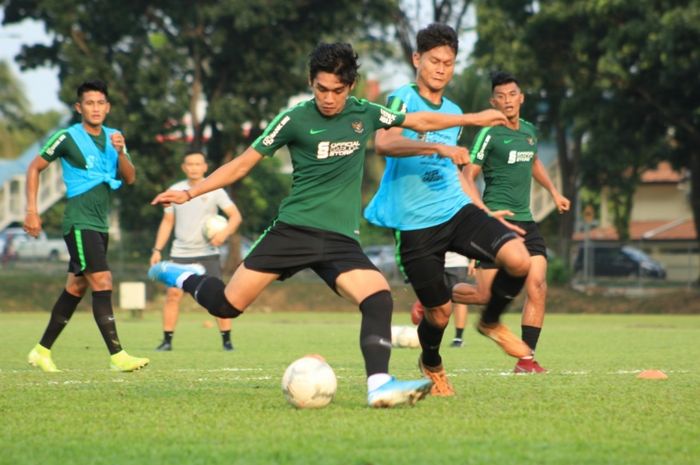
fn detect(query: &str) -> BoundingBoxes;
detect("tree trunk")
[554,119,580,268]
[690,152,700,283]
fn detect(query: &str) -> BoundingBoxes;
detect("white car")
[1,228,69,262]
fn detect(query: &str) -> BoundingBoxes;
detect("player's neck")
[187,178,203,186]
[506,116,520,130]
[415,82,444,106]
[81,121,102,136]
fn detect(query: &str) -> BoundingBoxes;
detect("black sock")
[220,330,231,344]
[455,328,464,339]
[182,275,243,319]
[92,290,122,355]
[522,325,541,352]
[359,290,393,376]
[481,270,526,325]
[418,318,445,367]
[39,290,82,349]
[163,331,173,343]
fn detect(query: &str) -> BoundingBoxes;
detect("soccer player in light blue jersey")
[365,24,533,396]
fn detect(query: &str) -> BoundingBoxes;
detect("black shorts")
[172,255,222,279]
[397,204,518,307]
[64,228,109,275]
[477,220,546,269]
[244,221,379,293]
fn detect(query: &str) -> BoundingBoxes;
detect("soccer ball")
[202,214,228,241]
[282,355,337,409]
[391,325,402,347]
[397,326,420,348]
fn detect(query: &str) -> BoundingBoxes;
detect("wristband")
[152,248,161,253]
[185,190,193,200]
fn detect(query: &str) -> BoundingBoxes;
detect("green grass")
[1,311,699,465]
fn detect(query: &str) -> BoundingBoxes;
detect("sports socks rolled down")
[521,325,542,352]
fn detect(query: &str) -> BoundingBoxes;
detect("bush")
[547,257,571,285]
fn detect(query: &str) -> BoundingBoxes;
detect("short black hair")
[182,152,207,163]
[490,71,519,91]
[416,23,459,55]
[308,43,360,86]
[77,80,109,100]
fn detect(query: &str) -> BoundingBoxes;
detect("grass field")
[1,310,699,465]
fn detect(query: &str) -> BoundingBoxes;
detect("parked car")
[1,228,70,262]
[574,244,666,279]
[1,227,29,262]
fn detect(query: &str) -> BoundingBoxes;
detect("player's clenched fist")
[437,145,470,165]
[110,132,126,154]
[468,109,508,127]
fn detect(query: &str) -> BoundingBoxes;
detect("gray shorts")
[444,266,470,289]
[171,255,222,279]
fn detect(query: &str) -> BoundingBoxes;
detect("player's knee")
[529,275,547,301]
[89,272,113,291]
[66,280,88,297]
[503,249,530,277]
[425,302,452,328]
[165,287,183,303]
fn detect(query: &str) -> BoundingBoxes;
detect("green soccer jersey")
[470,119,538,222]
[41,128,125,235]
[252,96,405,240]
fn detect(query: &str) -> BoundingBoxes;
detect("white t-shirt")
[445,251,468,269]
[164,180,234,258]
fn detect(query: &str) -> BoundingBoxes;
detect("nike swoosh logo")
[503,139,514,144]
[309,129,327,135]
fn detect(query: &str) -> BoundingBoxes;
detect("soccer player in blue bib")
[365,24,533,396]
[24,80,149,372]
[149,42,506,407]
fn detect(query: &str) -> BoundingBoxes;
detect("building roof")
[641,161,686,183]
[573,218,697,241]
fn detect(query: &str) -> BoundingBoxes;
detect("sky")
[0,13,63,113]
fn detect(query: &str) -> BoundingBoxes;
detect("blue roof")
[0,117,69,186]
[0,138,44,185]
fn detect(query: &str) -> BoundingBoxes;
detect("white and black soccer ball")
[201,214,228,241]
[282,355,337,409]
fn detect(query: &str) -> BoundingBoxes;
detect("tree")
[0,60,62,158]
[2,0,397,238]
[594,0,700,263]
[472,0,610,264]
[390,0,474,68]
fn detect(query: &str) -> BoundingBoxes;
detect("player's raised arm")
[374,127,471,165]
[401,108,507,133]
[151,147,264,206]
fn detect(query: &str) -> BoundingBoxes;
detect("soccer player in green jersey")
[454,72,570,373]
[148,42,506,407]
[24,80,149,372]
